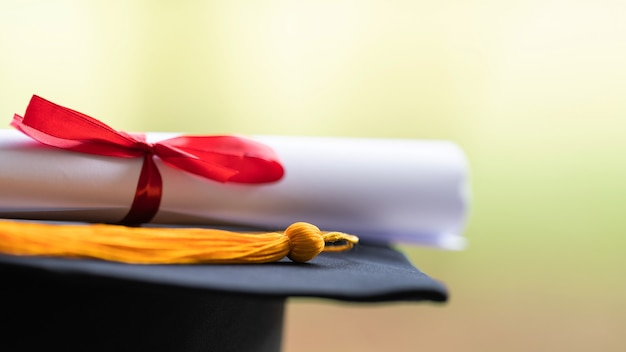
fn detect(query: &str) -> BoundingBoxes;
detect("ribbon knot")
[144,142,157,155]
[11,95,285,224]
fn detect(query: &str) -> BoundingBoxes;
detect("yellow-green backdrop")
[1,1,625,351]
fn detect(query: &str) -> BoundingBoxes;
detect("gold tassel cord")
[0,220,358,264]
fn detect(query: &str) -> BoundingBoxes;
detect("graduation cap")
[0,96,469,352]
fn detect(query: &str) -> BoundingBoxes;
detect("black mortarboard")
[0,239,446,352]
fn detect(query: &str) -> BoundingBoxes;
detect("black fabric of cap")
[0,241,447,352]
[0,242,447,302]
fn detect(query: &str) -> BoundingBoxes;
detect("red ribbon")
[11,95,285,224]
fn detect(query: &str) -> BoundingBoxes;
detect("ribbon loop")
[11,95,285,224]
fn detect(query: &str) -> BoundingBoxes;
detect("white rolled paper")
[0,129,470,249]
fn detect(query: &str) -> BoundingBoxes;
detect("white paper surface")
[0,129,470,249]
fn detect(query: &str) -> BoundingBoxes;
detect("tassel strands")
[0,220,358,264]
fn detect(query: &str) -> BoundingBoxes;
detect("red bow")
[11,95,285,224]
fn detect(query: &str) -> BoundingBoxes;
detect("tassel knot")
[284,222,326,263]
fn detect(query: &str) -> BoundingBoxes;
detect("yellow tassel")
[0,220,358,264]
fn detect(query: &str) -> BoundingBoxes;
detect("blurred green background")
[1,0,625,351]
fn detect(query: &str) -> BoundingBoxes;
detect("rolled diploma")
[0,130,470,249]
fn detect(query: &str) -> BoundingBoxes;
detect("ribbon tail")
[119,154,163,224]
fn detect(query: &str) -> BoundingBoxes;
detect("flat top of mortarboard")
[0,241,447,303]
